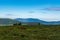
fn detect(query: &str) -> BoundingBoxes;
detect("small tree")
[13,22,21,26]
[38,23,40,25]
[13,23,17,26]
[18,22,21,25]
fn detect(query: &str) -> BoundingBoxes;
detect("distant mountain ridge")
[15,18,60,25]
[0,18,60,25]
[0,18,19,24]
[15,18,44,22]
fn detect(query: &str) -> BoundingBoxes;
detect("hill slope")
[0,25,60,40]
[15,18,60,25]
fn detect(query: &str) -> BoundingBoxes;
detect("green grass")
[0,25,60,40]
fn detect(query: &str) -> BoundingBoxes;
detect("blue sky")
[0,0,60,21]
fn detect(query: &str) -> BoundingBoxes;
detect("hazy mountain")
[15,18,46,22]
[0,18,19,24]
[15,18,60,25]
[0,18,60,25]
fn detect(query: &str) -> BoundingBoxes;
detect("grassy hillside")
[0,25,60,40]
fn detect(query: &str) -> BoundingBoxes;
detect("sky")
[0,0,60,21]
